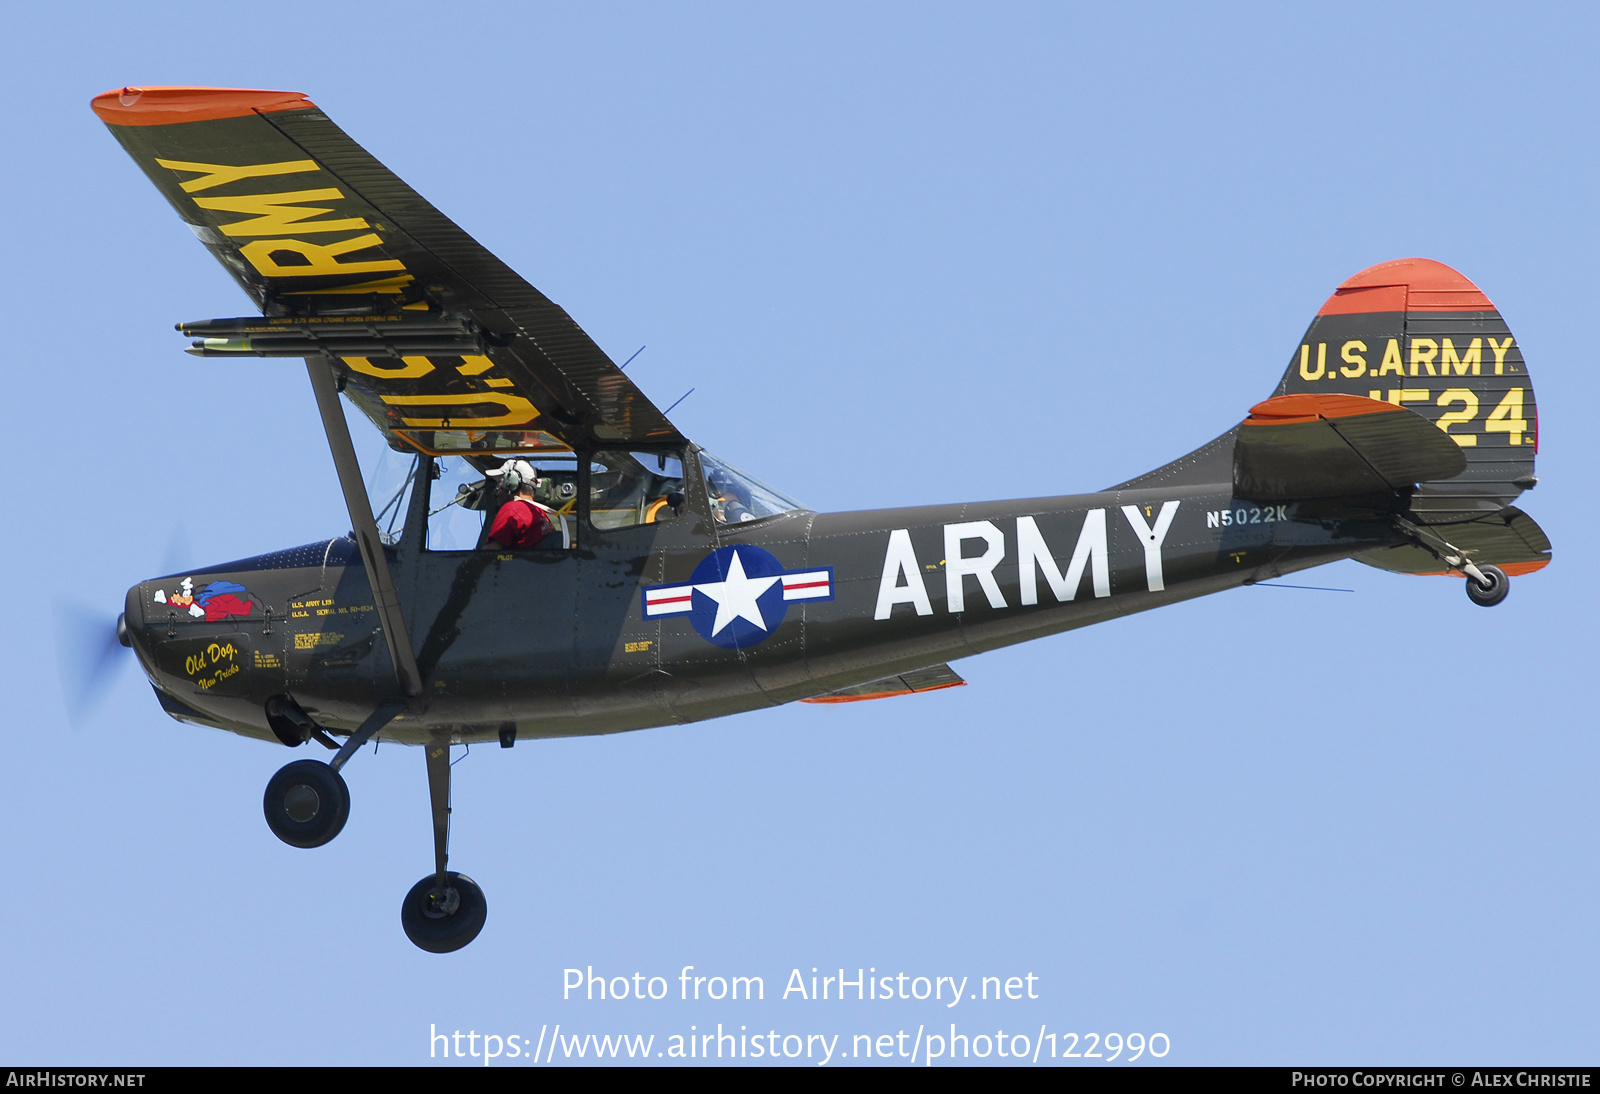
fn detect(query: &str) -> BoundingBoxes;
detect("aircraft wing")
[93,86,683,452]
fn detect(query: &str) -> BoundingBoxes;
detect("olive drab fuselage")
[123,444,1403,747]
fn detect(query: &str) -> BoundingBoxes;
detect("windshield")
[698,451,806,524]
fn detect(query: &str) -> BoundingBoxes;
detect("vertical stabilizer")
[1272,258,1536,522]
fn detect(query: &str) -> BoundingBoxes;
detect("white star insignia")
[696,550,781,636]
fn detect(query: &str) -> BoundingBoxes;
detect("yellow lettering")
[379,392,540,428]
[1387,389,1430,407]
[155,158,319,193]
[342,355,436,379]
[1378,339,1405,377]
[1409,338,1438,377]
[1487,336,1515,375]
[1439,337,1482,377]
[239,234,406,278]
[1340,339,1368,378]
[1436,389,1479,446]
[1485,387,1527,445]
[1298,344,1323,381]
[194,188,369,237]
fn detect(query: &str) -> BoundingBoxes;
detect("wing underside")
[94,86,683,453]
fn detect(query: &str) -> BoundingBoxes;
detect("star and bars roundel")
[641,544,834,649]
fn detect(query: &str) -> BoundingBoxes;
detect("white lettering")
[1119,501,1180,592]
[874,529,933,619]
[1016,511,1109,605]
[945,520,1007,612]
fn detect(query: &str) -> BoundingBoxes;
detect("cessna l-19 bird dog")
[92,86,1551,953]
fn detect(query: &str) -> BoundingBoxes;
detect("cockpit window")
[365,448,418,547]
[426,457,489,550]
[427,454,578,551]
[589,450,685,530]
[699,451,806,524]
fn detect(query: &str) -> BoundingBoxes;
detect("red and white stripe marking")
[644,567,833,618]
[643,585,695,616]
[781,570,832,601]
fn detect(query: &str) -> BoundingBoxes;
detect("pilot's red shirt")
[488,499,553,549]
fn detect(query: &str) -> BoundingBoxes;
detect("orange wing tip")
[1316,258,1495,317]
[91,86,315,126]
[801,681,966,704]
[1244,392,1400,426]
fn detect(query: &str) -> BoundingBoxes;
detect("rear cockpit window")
[589,450,685,530]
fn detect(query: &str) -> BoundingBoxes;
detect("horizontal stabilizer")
[802,663,966,705]
[1358,505,1551,576]
[1234,393,1467,501]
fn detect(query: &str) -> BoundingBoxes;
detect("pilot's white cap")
[486,459,539,487]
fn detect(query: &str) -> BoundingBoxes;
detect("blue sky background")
[4,2,1596,1065]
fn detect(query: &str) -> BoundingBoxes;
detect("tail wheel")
[401,871,488,953]
[1466,564,1510,608]
[263,760,350,848]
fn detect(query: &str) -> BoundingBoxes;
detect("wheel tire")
[1466,564,1510,608]
[263,760,350,848]
[401,871,488,953]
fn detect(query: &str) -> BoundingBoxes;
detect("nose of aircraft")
[120,583,156,668]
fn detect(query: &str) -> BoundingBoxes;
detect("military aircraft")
[91,85,1551,953]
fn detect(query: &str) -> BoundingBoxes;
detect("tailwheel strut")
[1393,516,1510,608]
[401,738,487,953]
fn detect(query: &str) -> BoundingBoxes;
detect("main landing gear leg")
[401,738,487,953]
[1393,516,1511,608]
[262,702,404,849]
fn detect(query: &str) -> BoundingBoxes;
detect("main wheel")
[401,871,488,953]
[1466,564,1510,607]
[263,760,350,848]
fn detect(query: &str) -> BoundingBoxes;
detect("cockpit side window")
[425,457,489,550]
[424,455,579,551]
[698,450,806,525]
[365,448,418,547]
[588,450,686,530]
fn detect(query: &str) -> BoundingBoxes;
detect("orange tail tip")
[1317,257,1494,316]
[91,86,314,126]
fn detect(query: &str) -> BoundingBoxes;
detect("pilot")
[484,459,556,550]
[707,467,753,523]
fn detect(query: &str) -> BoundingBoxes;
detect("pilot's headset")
[487,459,542,497]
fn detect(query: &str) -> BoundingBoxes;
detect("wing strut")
[305,358,424,698]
